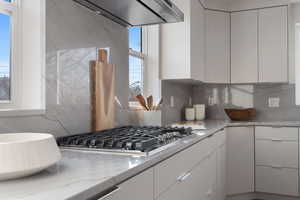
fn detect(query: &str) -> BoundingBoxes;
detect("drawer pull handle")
[271,138,282,142]
[177,172,192,182]
[97,187,121,200]
[271,165,283,169]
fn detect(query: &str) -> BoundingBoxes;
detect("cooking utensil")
[155,98,163,110]
[136,94,149,110]
[147,95,154,110]
[90,49,115,131]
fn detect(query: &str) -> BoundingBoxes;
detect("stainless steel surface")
[73,0,184,27]
[60,133,197,157]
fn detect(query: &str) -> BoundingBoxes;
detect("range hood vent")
[73,0,184,27]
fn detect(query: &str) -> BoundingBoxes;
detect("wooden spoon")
[136,94,149,110]
[154,98,163,110]
[147,95,153,110]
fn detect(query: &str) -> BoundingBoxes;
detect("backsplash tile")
[0,0,129,137]
[193,83,300,121]
[162,81,193,125]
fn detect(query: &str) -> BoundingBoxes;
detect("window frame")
[0,0,21,109]
[129,27,147,104]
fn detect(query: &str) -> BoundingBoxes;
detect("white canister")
[194,104,205,121]
[185,108,195,121]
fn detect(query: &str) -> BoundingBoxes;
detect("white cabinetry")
[255,126,299,196]
[226,127,255,195]
[205,10,230,83]
[156,150,217,200]
[258,6,288,83]
[161,0,205,81]
[231,10,258,83]
[95,168,154,200]
[230,6,288,84]
[155,130,226,200]
[216,130,227,200]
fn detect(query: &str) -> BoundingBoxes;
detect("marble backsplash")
[162,81,193,125]
[193,83,300,121]
[0,0,130,137]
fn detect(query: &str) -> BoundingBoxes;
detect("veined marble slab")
[1,120,300,200]
[0,121,226,200]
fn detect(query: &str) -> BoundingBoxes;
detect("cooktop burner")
[57,126,193,156]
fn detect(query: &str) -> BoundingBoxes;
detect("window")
[0,0,17,106]
[0,12,11,101]
[0,0,46,114]
[129,27,145,102]
[296,24,300,105]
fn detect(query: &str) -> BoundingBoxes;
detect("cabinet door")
[190,0,205,81]
[160,0,190,80]
[96,168,154,200]
[154,137,213,198]
[216,132,227,200]
[256,166,299,196]
[205,10,230,83]
[226,127,255,195]
[231,10,258,83]
[258,6,288,83]
[157,150,217,200]
[256,139,298,169]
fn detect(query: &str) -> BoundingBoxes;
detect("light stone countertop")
[1,120,300,200]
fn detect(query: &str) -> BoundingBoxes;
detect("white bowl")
[0,133,61,181]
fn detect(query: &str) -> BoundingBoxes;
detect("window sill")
[0,109,45,117]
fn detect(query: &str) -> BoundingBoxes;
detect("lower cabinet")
[91,168,154,200]
[156,130,226,200]
[255,126,299,196]
[157,149,218,200]
[226,127,255,195]
[91,125,300,200]
[256,166,298,196]
[216,130,227,200]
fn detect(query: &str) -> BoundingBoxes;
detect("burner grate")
[57,126,192,154]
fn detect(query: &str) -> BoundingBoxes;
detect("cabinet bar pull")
[97,186,121,200]
[177,172,192,182]
[271,138,282,142]
[271,165,283,169]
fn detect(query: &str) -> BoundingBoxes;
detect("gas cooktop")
[57,126,193,156]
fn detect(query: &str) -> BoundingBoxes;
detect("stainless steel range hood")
[73,0,184,27]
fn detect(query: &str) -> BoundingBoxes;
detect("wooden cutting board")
[90,49,115,131]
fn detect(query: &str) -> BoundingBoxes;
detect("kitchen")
[0,0,300,199]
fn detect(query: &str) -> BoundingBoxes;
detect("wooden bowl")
[224,108,256,121]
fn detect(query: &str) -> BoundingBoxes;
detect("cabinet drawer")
[91,168,154,200]
[255,126,298,141]
[154,133,218,198]
[256,140,298,168]
[256,166,299,196]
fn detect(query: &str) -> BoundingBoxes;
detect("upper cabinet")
[231,6,288,84]
[258,6,288,83]
[205,10,230,83]
[231,10,258,83]
[160,1,288,84]
[161,0,205,81]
